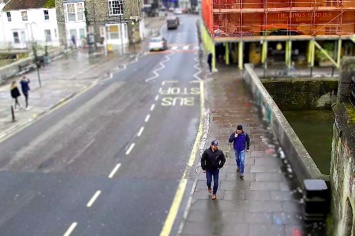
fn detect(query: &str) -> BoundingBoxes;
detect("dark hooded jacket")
[201,147,226,171]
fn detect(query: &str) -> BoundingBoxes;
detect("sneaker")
[208,187,212,193]
[236,167,240,172]
[212,194,216,200]
[25,107,30,111]
[240,174,244,179]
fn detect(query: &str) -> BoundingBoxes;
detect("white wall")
[0,3,6,44]
[0,8,60,49]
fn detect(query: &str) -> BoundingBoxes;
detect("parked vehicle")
[174,8,183,15]
[166,16,179,30]
[149,37,168,51]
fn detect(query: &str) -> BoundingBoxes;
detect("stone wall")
[85,0,142,43]
[331,57,355,236]
[55,0,142,46]
[55,0,67,48]
[262,78,338,111]
[243,64,326,187]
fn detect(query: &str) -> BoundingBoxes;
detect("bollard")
[11,105,15,122]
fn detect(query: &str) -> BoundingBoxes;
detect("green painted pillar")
[238,41,243,70]
[285,40,292,68]
[337,39,342,68]
[211,39,216,72]
[225,43,230,65]
[261,41,268,65]
[310,39,315,68]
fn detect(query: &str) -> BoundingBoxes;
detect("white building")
[179,0,191,10]
[0,0,60,49]
[62,0,87,48]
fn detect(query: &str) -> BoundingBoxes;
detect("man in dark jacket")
[20,76,30,110]
[229,125,250,179]
[201,140,226,200]
[207,51,213,73]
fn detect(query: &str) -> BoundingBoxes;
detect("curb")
[0,80,97,142]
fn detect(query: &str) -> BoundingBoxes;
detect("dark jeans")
[23,92,28,108]
[14,97,20,108]
[208,62,212,72]
[206,169,219,194]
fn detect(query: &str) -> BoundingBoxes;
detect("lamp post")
[119,14,124,54]
[25,23,42,88]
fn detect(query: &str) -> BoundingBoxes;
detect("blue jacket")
[20,79,30,94]
[229,131,250,151]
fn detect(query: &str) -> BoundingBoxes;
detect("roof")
[3,0,55,11]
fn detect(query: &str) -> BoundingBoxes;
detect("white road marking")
[159,87,162,93]
[137,127,145,137]
[126,143,135,155]
[171,46,178,50]
[145,53,173,82]
[63,222,77,236]
[150,104,155,111]
[155,95,159,101]
[193,56,203,81]
[182,45,189,50]
[87,191,101,207]
[145,114,150,122]
[108,163,121,178]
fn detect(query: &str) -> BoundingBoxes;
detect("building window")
[44,10,49,20]
[108,25,119,39]
[325,26,339,35]
[44,30,52,42]
[6,12,11,22]
[21,11,28,21]
[79,28,86,39]
[64,3,85,22]
[77,3,84,21]
[109,0,123,16]
[13,32,20,43]
[68,4,76,21]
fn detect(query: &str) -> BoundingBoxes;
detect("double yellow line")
[160,81,205,236]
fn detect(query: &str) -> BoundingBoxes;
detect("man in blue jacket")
[229,125,250,179]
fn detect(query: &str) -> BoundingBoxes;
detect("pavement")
[0,13,333,235]
[0,16,165,141]
[178,66,330,236]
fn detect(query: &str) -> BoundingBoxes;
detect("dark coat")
[10,86,21,98]
[207,53,212,64]
[20,79,30,94]
[201,147,226,171]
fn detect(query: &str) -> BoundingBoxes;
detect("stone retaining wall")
[0,47,66,82]
[243,64,327,187]
[262,78,338,110]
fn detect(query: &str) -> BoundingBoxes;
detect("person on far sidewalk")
[20,76,31,110]
[201,140,226,200]
[229,125,250,179]
[10,81,22,111]
[207,51,213,74]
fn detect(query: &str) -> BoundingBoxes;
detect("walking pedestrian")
[207,51,213,73]
[10,81,21,110]
[201,140,226,200]
[71,35,77,49]
[20,76,31,110]
[229,125,250,179]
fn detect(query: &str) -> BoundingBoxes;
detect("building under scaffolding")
[201,0,355,70]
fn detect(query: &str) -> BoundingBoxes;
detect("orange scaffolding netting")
[202,0,355,38]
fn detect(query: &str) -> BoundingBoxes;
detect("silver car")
[148,37,168,51]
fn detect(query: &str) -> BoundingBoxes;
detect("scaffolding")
[202,0,355,69]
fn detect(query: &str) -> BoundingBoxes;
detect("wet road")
[0,15,201,235]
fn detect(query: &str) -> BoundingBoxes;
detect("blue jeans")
[234,149,246,175]
[206,169,219,194]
